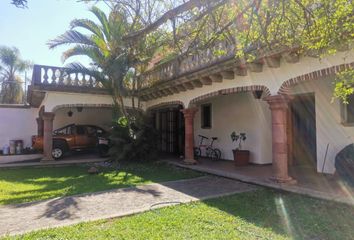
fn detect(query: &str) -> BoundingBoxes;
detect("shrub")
[109,110,159,163]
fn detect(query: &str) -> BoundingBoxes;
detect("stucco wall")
[0,106,38,148]
[145,51,354,109]
[41,91,143,112]
[290,77,354,174]
[194,92,272,164]
[53,107,113,130]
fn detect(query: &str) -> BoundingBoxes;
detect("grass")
[0,162,202,205]
[4,189,354,240]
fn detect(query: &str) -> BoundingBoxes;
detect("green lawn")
[0,162,202,205]
[4,189,354,240]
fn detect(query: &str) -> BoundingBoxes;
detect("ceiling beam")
[200,77,212,85]
[209,73,223,82]
[191,79,203,88]
[221,70,234,80]
[183,82,194,90]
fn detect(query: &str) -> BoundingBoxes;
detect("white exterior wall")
[144,51,354,174]
[54,107,113,130]
[290,77,354,174]
[145,51,354,109]
[40,91,143,112]
[0,106,38,148]
[194,92,272,164]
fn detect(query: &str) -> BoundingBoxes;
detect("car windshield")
[54,125,73,135]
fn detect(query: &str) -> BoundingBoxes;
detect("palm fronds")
[48,30,94,49]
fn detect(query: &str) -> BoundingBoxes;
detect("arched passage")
[184,85,273,165]
[52,104,114,131]
[146,101,185,112]
[188,85,271,107]
[278,62,354,94]
[276,61,354,174]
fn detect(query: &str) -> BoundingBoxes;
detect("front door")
[153,106,184,156]
[290,94,317,167]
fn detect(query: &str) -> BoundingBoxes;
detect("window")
[76,126,86,135]
[54,125,73,135]
[201,104,212,128]
[87,126,97,136]
[341,94,354,125]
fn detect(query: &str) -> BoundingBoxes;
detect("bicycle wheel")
[194,147,201,159]
[213,148,222,160]
[210,149,219,161]
[206,147,213,158]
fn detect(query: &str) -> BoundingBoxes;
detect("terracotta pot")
[232,150,250,166]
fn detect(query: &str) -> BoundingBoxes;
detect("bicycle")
[194,135,222,161]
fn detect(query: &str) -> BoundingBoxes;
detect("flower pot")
[232,150,250,166]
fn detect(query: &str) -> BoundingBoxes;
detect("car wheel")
[52,147,63,159]
[52,141,66,159]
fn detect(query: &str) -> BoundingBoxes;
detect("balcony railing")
[32,65,104,89]
[32,41,235,92]
[141,40,235,88]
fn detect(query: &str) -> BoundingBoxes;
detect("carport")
[36,104,114,161]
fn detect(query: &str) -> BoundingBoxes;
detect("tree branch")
[123,0,227,41]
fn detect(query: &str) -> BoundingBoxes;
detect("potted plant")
[231,132,250,166]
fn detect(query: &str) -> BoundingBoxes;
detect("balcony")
[28,65,108,107]
[31,64,106,91]
[140,40,236,89]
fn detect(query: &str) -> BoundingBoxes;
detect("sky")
[0,0,109,68]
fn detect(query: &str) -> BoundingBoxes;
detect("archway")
[186,85,272,164]
[188,85,271,107]
[278,62,354,94]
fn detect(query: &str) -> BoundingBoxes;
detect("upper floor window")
[341,94,354,125]
[201,104,212,129]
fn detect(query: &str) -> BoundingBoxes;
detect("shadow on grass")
[0,162,202,206]
[204,189,354,240]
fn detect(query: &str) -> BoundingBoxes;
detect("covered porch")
[166,157,354,205]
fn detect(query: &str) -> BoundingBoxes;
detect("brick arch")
[188,85,271,107]
[278,62,354,95]
[146,101,185,112]
[52,103,114,112]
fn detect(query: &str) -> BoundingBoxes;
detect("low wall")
[0,105,38,149]
[0,153,43,164]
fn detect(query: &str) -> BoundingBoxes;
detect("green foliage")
[230,0,354,59]
[8,190,354,240]
[0,163,201,205]
[333,69,354,104]
[0,46,31,104]
[0,77,24,104]
[109,111,159,163]
[231,132,247,150]
[48,6,131,117]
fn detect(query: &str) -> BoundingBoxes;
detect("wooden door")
[290,94,317,167]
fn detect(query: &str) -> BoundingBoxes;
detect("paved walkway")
[0,176,256,237]
[166,159,354,206]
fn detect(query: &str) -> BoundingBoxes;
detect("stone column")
[41,112,55,161]
[181,108,198,164]
[36,117,44,136]
[265,95,296,184]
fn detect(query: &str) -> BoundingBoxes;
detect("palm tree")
[48,6,131,118]
[0,46,31,104]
